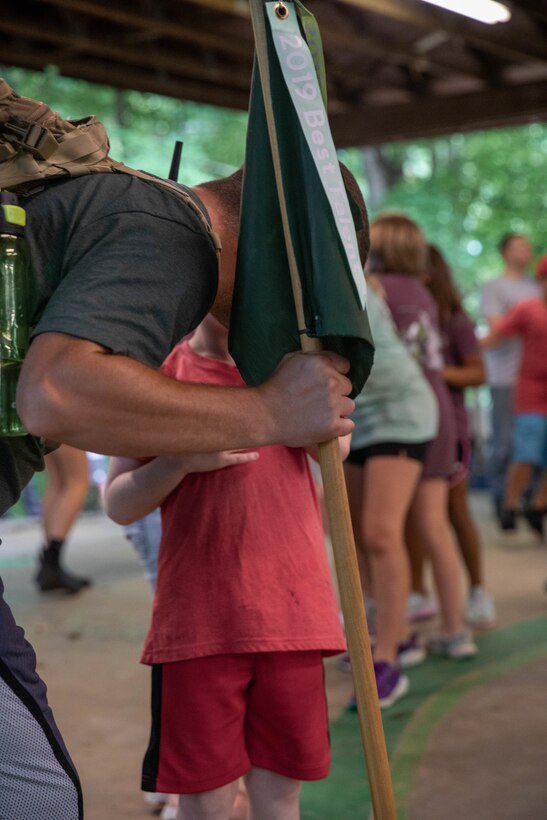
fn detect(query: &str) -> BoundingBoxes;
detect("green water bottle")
[0,191,31,436]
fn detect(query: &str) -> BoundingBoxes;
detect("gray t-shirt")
[350,288,438,450]
[480,274,539,387]
[0,173,218,514]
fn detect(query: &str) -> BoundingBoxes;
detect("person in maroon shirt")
[483,256,547,536]
[369,213,477,661]
[426,245,496,628]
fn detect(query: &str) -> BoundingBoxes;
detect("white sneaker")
[406,592,438,622]
[427,629,478,661]
[161,805,178,820]
[465,586,497,629]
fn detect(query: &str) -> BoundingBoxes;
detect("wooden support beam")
[338,0,547,66]
[0,17,252,89]
[0,45,250,111]
[183,0,250,17]
[340,0,434,28]
[322,25,482,82]
[38,0,487,84]
[11,3,480,106]
[331,79,547,146]
[182,0,487,82]
[37,0,252,57]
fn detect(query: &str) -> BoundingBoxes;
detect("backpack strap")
[0,79,221,257]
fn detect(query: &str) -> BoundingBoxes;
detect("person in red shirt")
[104,314,347,820]
[482,257,547,536]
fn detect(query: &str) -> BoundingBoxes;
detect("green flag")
[229,0,374,398]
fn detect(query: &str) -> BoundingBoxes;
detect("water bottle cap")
[1,204,26,228]
[0,202,26,237]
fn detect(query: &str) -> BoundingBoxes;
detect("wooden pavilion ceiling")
[2,0,547,146]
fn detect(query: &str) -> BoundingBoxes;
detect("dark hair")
[426,244,463,324]
[499,233,525,254]
[339,163,370,267]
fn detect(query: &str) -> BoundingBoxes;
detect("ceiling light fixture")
[418,0,511,24]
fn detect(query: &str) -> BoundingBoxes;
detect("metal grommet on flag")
[274,1,289,20]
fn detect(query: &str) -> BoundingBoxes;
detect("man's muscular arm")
[17,333,355,456]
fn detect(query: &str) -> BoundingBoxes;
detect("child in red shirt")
[105,314,346,820]
[483,257,547,536]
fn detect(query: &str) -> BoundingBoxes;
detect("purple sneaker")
[342,633,424,674]
[347,662,409,711]
[375,661,409,708]
[337,652,351,673]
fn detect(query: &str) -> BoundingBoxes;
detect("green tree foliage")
[3,65,547,309]
[341,124,547,312]
[2,66,247,184]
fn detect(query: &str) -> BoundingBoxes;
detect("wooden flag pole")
[247,2,396,818]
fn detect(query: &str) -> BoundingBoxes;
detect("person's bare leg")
[244,767,301,820]
[360,457,422,662]
[41,451,62,539]
[448,478,483,589]
[42,445,89,540]
[405,518,427,595]
[230,781,249,820]
[504,462,534,510]
[37,445,91,592]
[344,463,373,602]
[176,780,239,820]
[165,793,180,813]
[531,471,547,509]
[408,480,463,634]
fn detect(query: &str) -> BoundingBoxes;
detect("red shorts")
[141,651,330,794]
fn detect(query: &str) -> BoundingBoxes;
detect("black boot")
[35,540,92,594]
[523,506,545,538]
[499,508,517,531]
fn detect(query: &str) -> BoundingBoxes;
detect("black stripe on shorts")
[142,664,163,793]
[347,440,429,466]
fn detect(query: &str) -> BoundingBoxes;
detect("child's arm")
[105,450,259,525]
[480,321,506,349]
[481,302,526,349]
[306,433,352,464]
[443,352,485,388]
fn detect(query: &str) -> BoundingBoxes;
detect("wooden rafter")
[331,78,547,146]
[36,0,253,57]
[177,0,495,81]
[1,0,546,144]
[0,16,252,90]
[0,45,250,110]
[338,0,547,66]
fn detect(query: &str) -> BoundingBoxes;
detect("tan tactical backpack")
[0,78,221,255]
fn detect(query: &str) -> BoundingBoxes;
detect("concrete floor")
[0,493,545,819]
[406,658,547,820]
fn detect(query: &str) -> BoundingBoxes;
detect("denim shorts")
[513,414,547,467]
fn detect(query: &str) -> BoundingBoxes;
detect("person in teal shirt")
[345,283,438,709]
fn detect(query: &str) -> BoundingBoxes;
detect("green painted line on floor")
[391,645,547,818]
[300,617,547,820]
[0,555,35,570]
